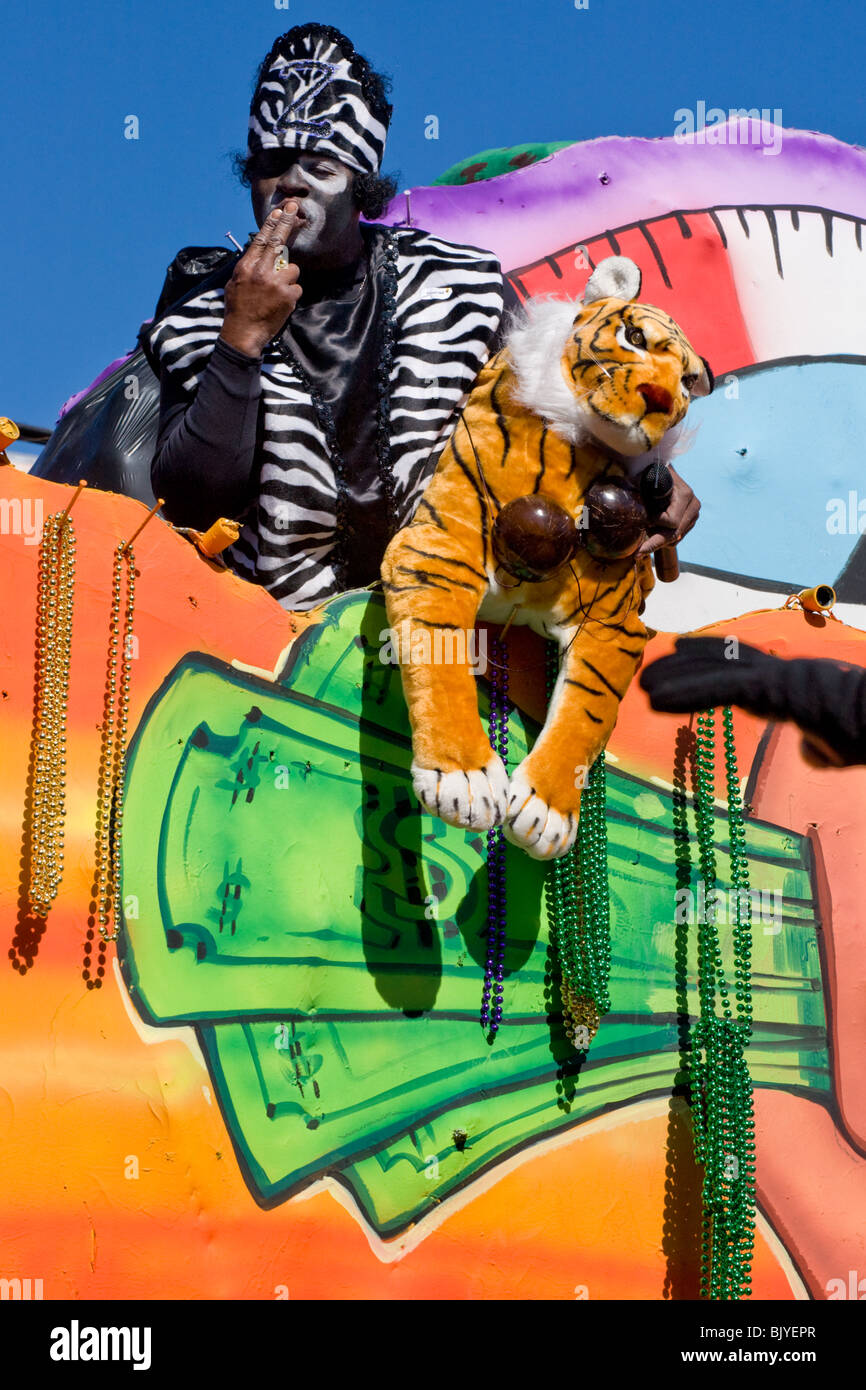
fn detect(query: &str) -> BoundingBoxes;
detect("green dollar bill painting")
[119,592,827,1236]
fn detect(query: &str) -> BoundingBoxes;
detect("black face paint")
[250,153,362,271]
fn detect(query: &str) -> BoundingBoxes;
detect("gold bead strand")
[28,509,76,918]
[49,517,75,899]
[88,498,156,979]
[36,516,63,903]
[29,513,57,913]
[108,543,135,942]
[94,539,136,954]
[94,544,124,949]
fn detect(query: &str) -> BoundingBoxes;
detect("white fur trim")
[504,297,589,444]
[619,420,699,478]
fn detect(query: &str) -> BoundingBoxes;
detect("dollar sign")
[212,859,250,936]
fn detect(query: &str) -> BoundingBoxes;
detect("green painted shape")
[120,591,829,1234]
[433,141,575,185]
[201,1012,826,1232]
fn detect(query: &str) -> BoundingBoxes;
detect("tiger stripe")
[382,282,706,856]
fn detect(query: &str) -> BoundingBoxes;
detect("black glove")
[639,636,866,766]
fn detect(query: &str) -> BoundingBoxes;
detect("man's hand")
[220,199,303,358]
[635,466,699,557]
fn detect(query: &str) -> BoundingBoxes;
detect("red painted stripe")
[507,210,755,375]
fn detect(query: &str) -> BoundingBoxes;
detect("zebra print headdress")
[248,23,390,176]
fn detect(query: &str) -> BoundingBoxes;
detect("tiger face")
[560,295,712,456]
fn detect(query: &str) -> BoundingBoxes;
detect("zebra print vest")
[142,225,505,610]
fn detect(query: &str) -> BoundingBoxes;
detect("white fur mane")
[503,296,697,469]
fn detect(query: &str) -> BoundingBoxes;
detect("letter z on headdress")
[248,23,389,176]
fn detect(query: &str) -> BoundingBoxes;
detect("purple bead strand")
[482,633,509,1035]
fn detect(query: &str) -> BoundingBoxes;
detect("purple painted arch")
[383,124,866,273]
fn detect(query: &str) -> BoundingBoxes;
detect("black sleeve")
[150,336,264,530]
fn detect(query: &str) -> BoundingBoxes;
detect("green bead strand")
[690,706,756,1300]
[543,642,612,1047]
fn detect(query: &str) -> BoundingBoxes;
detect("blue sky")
[4,0,865,430]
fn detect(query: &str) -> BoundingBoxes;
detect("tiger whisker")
[584,349,612,379]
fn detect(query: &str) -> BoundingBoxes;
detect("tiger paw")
[411,755,509,831]
[504,766,579,860]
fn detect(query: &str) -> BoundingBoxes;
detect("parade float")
[3,119,866,1301]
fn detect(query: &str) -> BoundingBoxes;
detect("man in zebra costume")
[142,22,698,612]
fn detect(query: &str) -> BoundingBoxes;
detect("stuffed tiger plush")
[381,256,711,859]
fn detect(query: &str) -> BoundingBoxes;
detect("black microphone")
[640,461,679,582]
